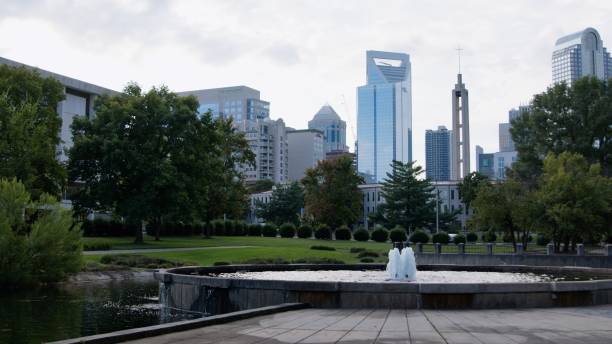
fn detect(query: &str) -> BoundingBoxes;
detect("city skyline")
[2,1,612,169]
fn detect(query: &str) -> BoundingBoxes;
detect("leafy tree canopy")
[0,65,66,198]
[255,181,303,226]
[302,156,363,228]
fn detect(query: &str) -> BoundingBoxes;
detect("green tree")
[68,84,226,243]
[302,156,363,228]
[249,179,274,193]
[255,181,304,226]
[458,172,490,215]
[536,152,612,252]
[378,161,435,233]
[0,65,66,198]
[469,179,541,251]
[510,77,612,182]
[0,178,82,288]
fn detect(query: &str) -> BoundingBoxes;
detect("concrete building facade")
[0,56,117,161]
[451,74,470,180]
[552,27,612,84]
[238,118,288,184]
[287,129,325,181]
[425,126,452,181]
[308,105,348,153]
[357,50,412,183]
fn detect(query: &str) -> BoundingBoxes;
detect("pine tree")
[378,161,436,233]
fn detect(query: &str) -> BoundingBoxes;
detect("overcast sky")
[1,0,611,169]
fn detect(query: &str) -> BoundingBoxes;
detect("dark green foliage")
[279,223,296,238]
[334,225,352,240]
[350,247,366,253]
[213,261,230,266]
[0,66,67,199]
[389,226,407,242]
[466,232,478,243]
[536,234,551,246]
[0,179,82,288]
[247,224,262,236]
[453,234,466,245]
[83,242,111,251]
[377,161,436,231]
[297,225,313,239]
[502,233,514,243]
[314,224,332,240]
[233,221,246,236]
[458,172,490,216]
[100,254,182,269]
[310,245,336,251]
[353,228,370,242]
[292,257,345,264]
[409,230,429,244]
[249,179,274,193]
[255,182,304,226]
[211,219,225,236]
[302,157,363,228]
[483,231,497,243]
[241,258,289,265]
[82,219,126,237]
[360,258,375,263]
[224,220,235,236]
[262,223,277,237]
[432,232,450,244]
[357,251,379,258]
[371,227,389,243]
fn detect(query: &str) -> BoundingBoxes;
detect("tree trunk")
[134,220,144,244]
[154,217,161,241]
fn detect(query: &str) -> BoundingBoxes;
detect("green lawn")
[83,236,393,267]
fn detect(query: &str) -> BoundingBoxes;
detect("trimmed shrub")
[389,226,407,242]
[224,220,235,236]
[247,224,262,237]
[262,223,277,237]
[536,234,550,246]
[432,231,450,244]
[310,245,336,251]
[353,228,369,242]
[297,225,313,239]
[360,258,375,263]
[371,227,389,243]
[502,233,514,243]
[483,231,497,243]
[241,258,289,265]
[466,232,478,243]
[409,230,429,244]
[453,234,466,245]
[211,219,225,236]
[357,251,379,258]
[314,224,332,240]
[350,247,366,253]
[83,242,111,251]
[334,225,352,240]
[279,223,296,238]
[233,221,246,236]
[213,261,230,266]
[293,257,345,264]
[100,254,181,269]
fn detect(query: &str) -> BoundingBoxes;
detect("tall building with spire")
[357,50,412,183]
[308,105,348,153]
[552,27,612,84]
[451,74,470,180]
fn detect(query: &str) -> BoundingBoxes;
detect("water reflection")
[0,277,201,344]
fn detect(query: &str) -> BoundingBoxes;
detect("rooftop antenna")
[456,45,463,74]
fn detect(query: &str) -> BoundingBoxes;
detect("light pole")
[435,189,440,234]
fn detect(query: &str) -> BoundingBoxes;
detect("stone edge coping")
[155,264,612,294]
[46,302,308,344]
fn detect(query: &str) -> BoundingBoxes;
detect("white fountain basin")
[216,270,557,283]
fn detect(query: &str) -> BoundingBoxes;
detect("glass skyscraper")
[357,50,412,183]
[425,126,451,181]
[552,27,612,84]
[308,105,348,153]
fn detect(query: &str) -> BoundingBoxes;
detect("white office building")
[552,27,612,84]
[238,118,289,184]
[287,129,325,181]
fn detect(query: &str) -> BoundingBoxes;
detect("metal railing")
[407,242,612,256]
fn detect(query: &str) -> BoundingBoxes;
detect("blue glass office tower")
[357,51,412,183]
[552,27,612,84]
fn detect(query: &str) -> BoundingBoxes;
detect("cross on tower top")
[456,46,463,74]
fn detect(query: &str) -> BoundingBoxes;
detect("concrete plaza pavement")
[125,305,612,344]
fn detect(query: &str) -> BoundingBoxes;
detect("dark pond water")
[0,278,201,344]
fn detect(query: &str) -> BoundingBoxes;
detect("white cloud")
[0,0,611,169]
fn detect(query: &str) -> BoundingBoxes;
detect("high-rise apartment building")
[357,50,412,183]
[239,118,288,184]
[0,56,117,161]
[425,126,451,181]
[552,27,612,84]
[451,74,470,180]
[500,105,530,152]
[287,129,325,181]
[178,86,270,121]
[308,105,348,153]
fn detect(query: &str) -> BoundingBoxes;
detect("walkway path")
[83,246,253,256]
[125,305,612,344]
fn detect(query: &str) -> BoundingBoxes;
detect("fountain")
[386,243,417,281]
